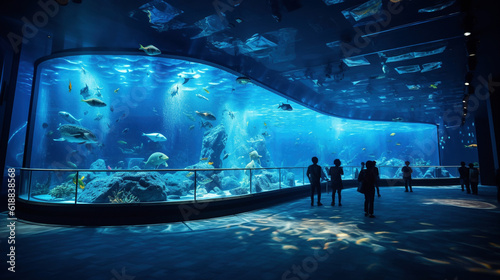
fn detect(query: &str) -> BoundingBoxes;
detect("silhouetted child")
[329,159,344,206]
[458,161,470,193]
[307,157,326,206]
[402,161,413,192]
[469,163,479,195]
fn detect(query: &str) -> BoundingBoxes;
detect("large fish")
[53,124,98,144]
[195,111,216,121]
[144,152,169,168]
[58,111,81,124]
[139,44,161,56]
[278,103,293,111]
[142,132,167,142]
[82,98,107,107]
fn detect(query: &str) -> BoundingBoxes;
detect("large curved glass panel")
[26,54,439,203]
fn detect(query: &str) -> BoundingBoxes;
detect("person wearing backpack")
[307,156,327,206]
[402,161,413,192]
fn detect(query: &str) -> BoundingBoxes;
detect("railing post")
[249,169,252,194]
[194,170,197,203]
[303,167,305,186]
[279,168,281,190]
[27,170,32,201]
[74,171,79,204]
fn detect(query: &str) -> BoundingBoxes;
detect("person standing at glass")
[374,161,381,197]
[458,161,470,193]
[359,161,377,218]
[329,159,344,206]
[307,156,326,206]
[469,163,479,195]
[402,161,413,192]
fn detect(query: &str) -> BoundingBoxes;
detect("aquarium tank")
[22,54,440,204]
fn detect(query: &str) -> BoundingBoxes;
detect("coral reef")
[200,124,227,168]
[108,190,140,203]
[49,183,75,199]
[31,174,51,196]
[78,171,167,203]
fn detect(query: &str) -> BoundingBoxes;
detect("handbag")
[357,183,364,193]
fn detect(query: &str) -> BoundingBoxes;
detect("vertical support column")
[194,170,197,203]
[74,171,79,204]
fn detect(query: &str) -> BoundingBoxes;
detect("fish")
[81,67,86,75]
[208,162,214,165]
[200,121,213,129]
[80,84,90,98]
[144,152,169,168]
[201,158,209,161]
[195,111,216,121]
[223,153,229,160]
[396,143,401,146]
[236,76,251,84]
[465,144,477,148]
[110,106,114,112]
[69,80,72,92]
[264,122,267,126]
[122,128,129,134]
[429,84,438,89]
[392,117,403,122]
[203,88,210,93]
[278,103,293,111]
[182,78,190,85]
[227,111,235,119]
[390,133,396,136]
[59,111,81,124]
[262,131,270,137]
[82,98,107,107]
[73,175,85,189]
[196,94,209,101]
[42,123,48,129]
[362,148,366,151]
[107,165,112,170]
[94,113,103,121]
[66,161,77,168]
[186,172,194,177]
[183,112,196,122]
[139,44,161,56]
[114,88,119,93]
[170,85,179,97]
[249,151,262,164]
[142,132,167,142]
[83,111,88,115]
[117,140,127,145]
[53,124,98,144]
[189,125,195,130]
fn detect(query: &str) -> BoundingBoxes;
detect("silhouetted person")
[402,161,413,192]
[307,156,326,206]
[359,161,377,218]
[329,159,343,206]
[458,161,470,193]
[374,161,381,197]
[469,163,479,195]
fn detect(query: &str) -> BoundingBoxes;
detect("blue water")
[29,54,439,170]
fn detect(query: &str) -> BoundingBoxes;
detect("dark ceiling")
[0,0,482,125]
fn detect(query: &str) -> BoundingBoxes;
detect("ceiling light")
[465,82,469,86]
[464,32,471,36]
[469,53,476,56]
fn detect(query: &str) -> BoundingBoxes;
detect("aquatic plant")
[108,190,140,203]
[49,183,75,199]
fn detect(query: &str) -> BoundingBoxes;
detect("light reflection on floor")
[423,198,497,209]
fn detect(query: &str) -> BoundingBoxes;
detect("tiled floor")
[2,185,500,280]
